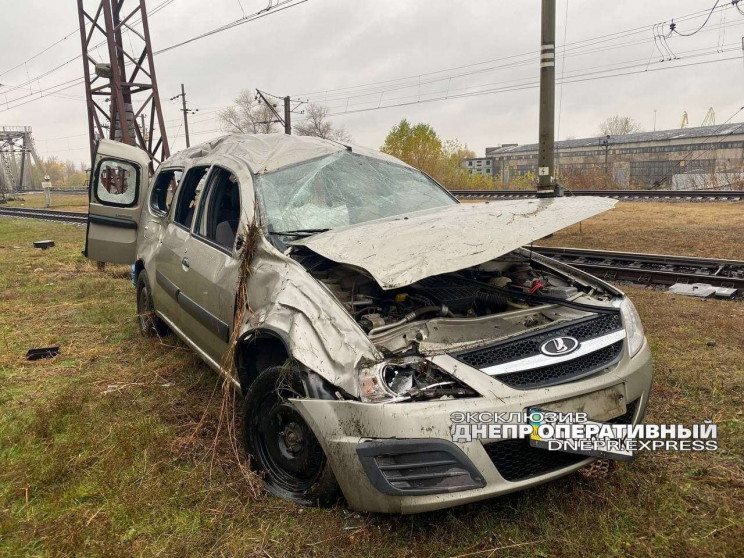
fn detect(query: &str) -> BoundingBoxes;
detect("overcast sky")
[1,0,742,164]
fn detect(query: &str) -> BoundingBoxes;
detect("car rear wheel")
[136,270,169,337]
[242,365,339,506]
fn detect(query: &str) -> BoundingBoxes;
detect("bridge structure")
[0,126,43,195]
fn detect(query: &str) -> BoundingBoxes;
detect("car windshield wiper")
[268,228,331,238]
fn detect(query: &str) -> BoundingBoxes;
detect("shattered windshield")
[254,152,456,233]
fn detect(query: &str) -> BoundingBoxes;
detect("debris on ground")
[669,283,738,299]
[33,240,55,250]
[25,346,60,360]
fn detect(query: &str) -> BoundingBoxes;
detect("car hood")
[293,196,616,290]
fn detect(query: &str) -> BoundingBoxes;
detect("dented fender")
[240,236,383,397]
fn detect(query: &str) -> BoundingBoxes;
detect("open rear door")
[85,139,152,264]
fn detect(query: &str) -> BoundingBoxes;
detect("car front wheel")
[242,365,339,506]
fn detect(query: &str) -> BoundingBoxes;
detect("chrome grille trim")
[481,329,626,376]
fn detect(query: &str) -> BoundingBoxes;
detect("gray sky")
[1,0,742,164]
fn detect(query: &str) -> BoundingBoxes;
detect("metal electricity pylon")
[76,0,169,168]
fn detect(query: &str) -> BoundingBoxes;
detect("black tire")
[242,365,339,507]
[136,270,169,337]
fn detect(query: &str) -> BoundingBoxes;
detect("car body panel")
[293,339,652,514]
[294,197,617,290]
[85,139,152,264]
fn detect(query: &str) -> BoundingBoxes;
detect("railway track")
[1,206,741,293]
[452,189,744,201]
[533,246,744,291]
[0,206,87,224]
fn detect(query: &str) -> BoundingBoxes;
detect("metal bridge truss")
[0,126,42,194]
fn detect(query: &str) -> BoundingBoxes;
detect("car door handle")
[181,257,190,270]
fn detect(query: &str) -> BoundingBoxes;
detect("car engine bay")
[290,246,617,357]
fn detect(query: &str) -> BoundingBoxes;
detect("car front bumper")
[292,338,653,514]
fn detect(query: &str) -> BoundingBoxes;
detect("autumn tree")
[381,119,444,176]
[218,90,279,134]
[381,119,495,190]
[293,103,351,142]
[598,115,643,136]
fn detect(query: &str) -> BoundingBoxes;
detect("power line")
[299,16,744,105]
[0,0,310,114]
[670,0,721,37]
[293,2,740,99]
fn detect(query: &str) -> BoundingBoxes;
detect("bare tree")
[598,115,644,136]
[218,90,279,134]
[293,103,351,142]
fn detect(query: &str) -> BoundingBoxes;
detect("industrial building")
[463,123,744,188]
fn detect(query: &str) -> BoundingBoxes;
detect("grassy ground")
[0,219,742,557]
[537,202,744,260]
[4,193,89,213]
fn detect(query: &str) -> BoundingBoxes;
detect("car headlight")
[359,357,477,403]
[620,297,645,357]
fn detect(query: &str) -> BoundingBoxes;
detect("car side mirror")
[235,234,245,252]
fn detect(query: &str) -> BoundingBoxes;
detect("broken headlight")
[620,297,645,357]
[359,357,478,403]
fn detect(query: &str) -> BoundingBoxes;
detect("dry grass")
[0,218,742,557]
[537,201,744,260]
[5,192,89,213]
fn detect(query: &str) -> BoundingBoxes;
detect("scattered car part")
[33,240,55,250]
[25,346,60,360]
[669,282,738,299]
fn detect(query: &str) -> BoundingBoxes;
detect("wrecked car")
[84,134,652,513]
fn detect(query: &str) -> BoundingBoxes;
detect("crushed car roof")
[295,197,617,289]
[163,133,409,175]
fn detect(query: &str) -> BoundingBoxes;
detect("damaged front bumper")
[292,339,652,514]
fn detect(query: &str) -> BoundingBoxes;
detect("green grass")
[0,218,742,557]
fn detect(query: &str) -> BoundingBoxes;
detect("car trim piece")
[156,270,179,301]
[88,214,138,229]
[356,439,486,496]
[177,291,230,343]
[481,329,626,376]
[154,270,230,342]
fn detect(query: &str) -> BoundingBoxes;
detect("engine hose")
[368,305,447,336]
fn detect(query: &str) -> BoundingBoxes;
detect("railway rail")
[532,246,744,291]
[451,189,744,201]
[0,206,87,224]
[1,207,741,293]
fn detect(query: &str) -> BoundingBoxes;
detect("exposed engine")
[290,246,612,357]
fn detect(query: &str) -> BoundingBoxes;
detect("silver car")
[85,134,652,513]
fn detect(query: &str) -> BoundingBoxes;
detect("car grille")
[484,400,638,482]
[496,340,624,389]
[452,313,624,389]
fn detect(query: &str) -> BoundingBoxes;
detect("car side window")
[173,166,210,229]
[194,167,241,251]
[95,159,138,207]
[149,169,183,215]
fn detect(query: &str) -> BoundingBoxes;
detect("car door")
[151,165,211,330]
[176,166,244,364]
[85,139,152,264]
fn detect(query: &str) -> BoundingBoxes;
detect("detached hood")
[295,197,616,290]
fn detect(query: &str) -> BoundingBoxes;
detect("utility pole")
[537,0,560,197]
[284,96,292,135]
[181,84,191,147]
[170,84,197,148]
[600,135,611,175]
[182,84,191,146]
[256,89,305,134]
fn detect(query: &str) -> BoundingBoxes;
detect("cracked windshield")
[255,151,457,233]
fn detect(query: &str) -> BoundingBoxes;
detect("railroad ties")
[452,189,744,202]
